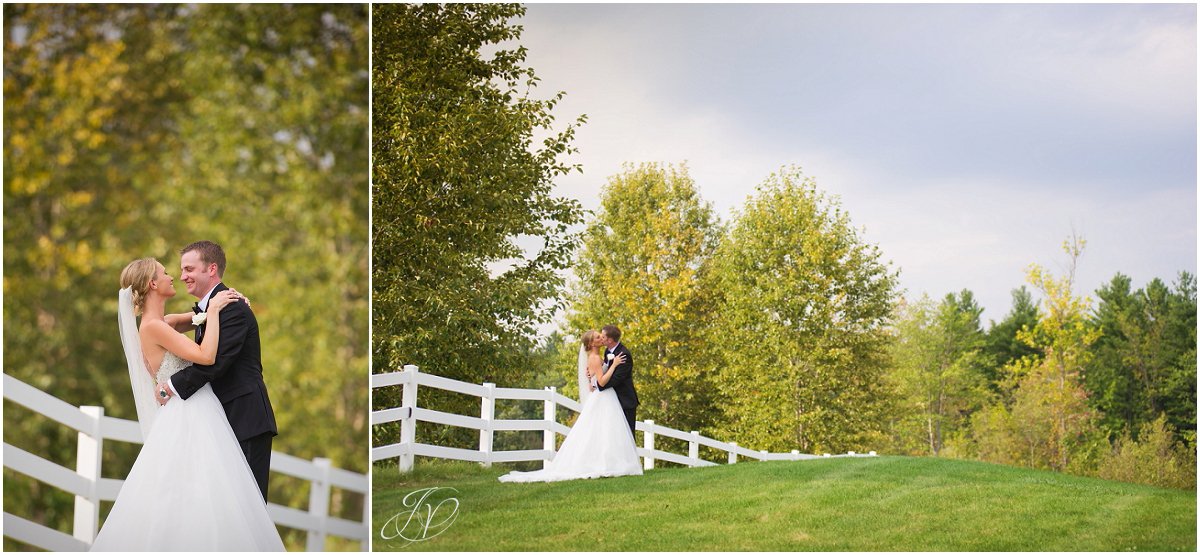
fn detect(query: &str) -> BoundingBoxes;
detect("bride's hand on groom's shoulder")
[209,290,244,313]
[225,288,253,309]
[227,289,251,309]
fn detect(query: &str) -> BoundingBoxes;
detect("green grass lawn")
[371,456,1196,551]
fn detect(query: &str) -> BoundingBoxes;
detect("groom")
[597,324,639,435]
[156,240,278,501]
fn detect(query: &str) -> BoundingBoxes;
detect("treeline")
[561,163,1195,489]
[879,245,1193,488]
[4,5,369,550]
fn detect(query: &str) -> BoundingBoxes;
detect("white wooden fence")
[371,365,875,472]
[2,373,369,552]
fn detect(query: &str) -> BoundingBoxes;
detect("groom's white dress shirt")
[196,283,219,312]
[166,283,220,397]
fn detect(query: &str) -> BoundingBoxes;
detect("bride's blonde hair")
[120,258,158,315]
[581,330,600,354]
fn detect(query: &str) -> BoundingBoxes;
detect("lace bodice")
[154,351,191,383]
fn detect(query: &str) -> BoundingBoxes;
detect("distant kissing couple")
[500,324,643,483]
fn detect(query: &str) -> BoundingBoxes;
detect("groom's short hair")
[601,325,621,343]
[181,240,227,277]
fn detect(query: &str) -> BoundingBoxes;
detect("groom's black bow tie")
[192,303,202,314]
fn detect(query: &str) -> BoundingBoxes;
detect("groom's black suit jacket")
[598,342,639,409]
[171,282,278,442]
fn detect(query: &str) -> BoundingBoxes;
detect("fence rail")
[2,373,369,552]
[371,365,875,472]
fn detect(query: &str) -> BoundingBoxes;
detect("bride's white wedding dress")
[499,373,643,483]
[90,351,285,551]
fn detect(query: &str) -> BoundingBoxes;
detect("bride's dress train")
[499,381,642,483]
[90,352,284,551]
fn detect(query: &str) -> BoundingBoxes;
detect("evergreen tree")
[984,286,1039,390]
[1160,272,1196,446]
[1087,274,1144,438]
[1088,272,1197,447]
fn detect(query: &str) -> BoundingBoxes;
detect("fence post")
[792,449,800,461]
[729,442,738,464]
[480,383,495,468]
[689,431,700,466]
[306,457,332,552]
[361,481,371,553]
[73,406,104,545]
[399,365,419,472]
[643,420,655,470]
[543,387,557,469]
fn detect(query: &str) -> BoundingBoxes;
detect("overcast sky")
[515,3,1196,328]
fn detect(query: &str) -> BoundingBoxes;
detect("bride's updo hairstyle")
[120,257,158,315]
[581,330,599,353]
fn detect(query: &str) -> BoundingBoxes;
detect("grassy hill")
[371,456,1196,551]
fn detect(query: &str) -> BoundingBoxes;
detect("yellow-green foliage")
[566,162,722,435]
[4,5,368,549]
[708,168,899,454]
[968,237,1101,473]
[370,4,586,450]
[887,293,991,456]
[1096,415,1196,489]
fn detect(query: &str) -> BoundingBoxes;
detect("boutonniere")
[192,312,208,326]
[606,353,615,361]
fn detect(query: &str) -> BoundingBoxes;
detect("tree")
[1159,272,1196,447]
[888,291,990,456]
[709,168,899,454]
[371,3,585,449]
[984,286,1039,389]
[4,3,186,411]
[1088,272,1197,447]
[564,162,723,435]
[973,236,1099,472]
[4,8,187,544]
[1087,273,1145,438]
[1095,414,1196,489]
[176,6,371,526]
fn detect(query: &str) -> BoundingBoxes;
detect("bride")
[91,258,284,551]
[499,330,643,483]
